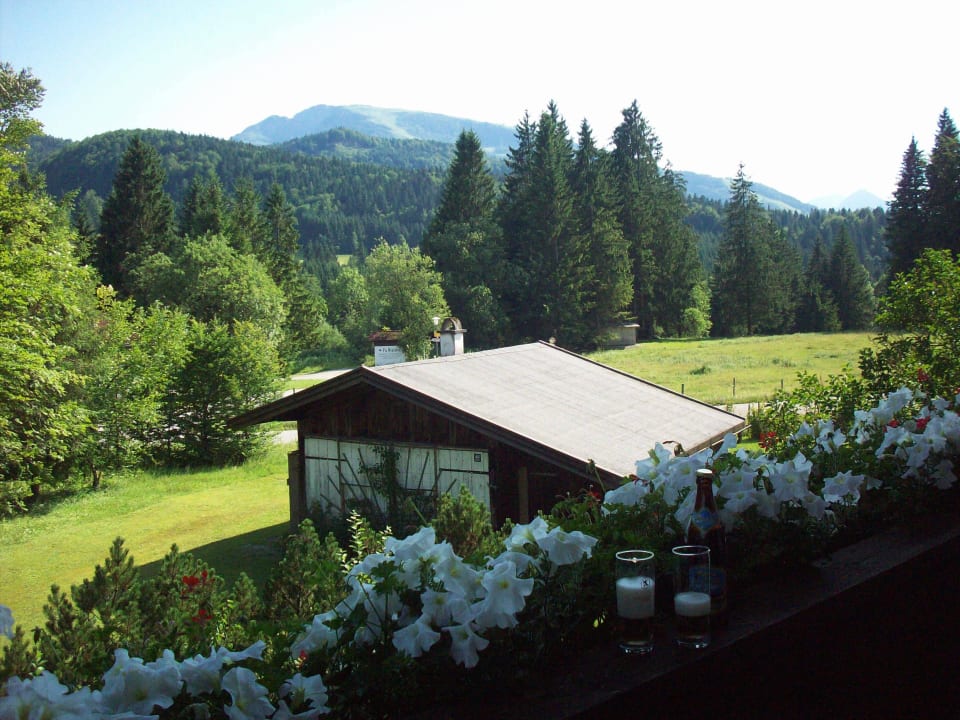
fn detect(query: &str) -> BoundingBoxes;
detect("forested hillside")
[35,129,444,255]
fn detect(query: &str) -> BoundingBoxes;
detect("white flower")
[181,648,226,696]
[444,622,490,668]
[717,473,759,515]
[603,478,648,508]
[392,616,442,658]
[504,517,549,551]
[291,611,341,659]
[768,453,812,502]
[385,526,436,562]
[536,526,597,566]
[279,672,330,716]
[419,588,473,627]
[822,471,864,505]
[472,560,534,630]
[930,458,956,489]
[100,648,181,715]
[0,604,13,639]
[0,671,101,719]
[222,666,275,720]
[801,491,827,520]
[434,552,483,600]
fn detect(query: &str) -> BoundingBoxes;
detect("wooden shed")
[231,342,745,528]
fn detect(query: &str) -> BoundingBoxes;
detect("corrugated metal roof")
[234,342,745,480]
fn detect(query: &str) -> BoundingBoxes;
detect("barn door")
[437,447,490,510]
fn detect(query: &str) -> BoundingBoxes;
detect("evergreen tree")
[261,182,300,286]
[226,177,265,256]
[925,109,960,254]
[827,226,875,330]
[885,137,928,278]
[518,103,588,346]
[711,165,778,336]
[795,237,840,332]
[611,101,661,337]
[180,171,225,238]
[609,101,701,338]
[571,119,631,345]
[422,130,506,348]
[96,136,176,295]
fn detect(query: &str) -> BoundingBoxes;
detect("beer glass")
[672,545,711,649]
[615,549,656,654]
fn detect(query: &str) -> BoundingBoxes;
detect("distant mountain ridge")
[233,104,517,156]
[234,103,884,212]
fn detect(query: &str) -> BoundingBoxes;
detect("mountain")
[233,104,517,156]
[236,104,818,213]
[679,170,815,214]
[809,189,888,211]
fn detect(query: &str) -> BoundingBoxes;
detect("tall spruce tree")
[886,137,928,278]
[609,101,701,338]
[711,165,778,336]
[522,103,589,346]
[261,182,300,286]
[96,136,176,295]
[226,177,265,256]
[827,225,875,330]
[571,120,632,344]
[611,101,660,337]
[180,171,225,239]
[925,109,960,255]
[422,130,505,348]
[795,237,840,332]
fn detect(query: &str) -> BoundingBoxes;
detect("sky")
[3,0,958,204]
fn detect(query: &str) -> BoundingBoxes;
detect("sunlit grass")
[590,331,872,406]
[1,444,293,634]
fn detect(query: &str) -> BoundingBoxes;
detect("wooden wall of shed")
[295,384,594,525]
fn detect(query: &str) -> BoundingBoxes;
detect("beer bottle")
[686,467,728,626]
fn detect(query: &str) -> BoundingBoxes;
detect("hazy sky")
[3,0,958,203]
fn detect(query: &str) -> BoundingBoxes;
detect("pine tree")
[571,120,631,344]
[180,171,225,238]
[226,177,266,256]
[827,225,875,330]
[261,182,300,286]
[611,101,661,336]
[609,101,701,338]
[96,136,176,295]
[795,237,840,332]
[925,109,960,254]
[886,138,928,278]
[422,130,505,348]
[711,165,778,336]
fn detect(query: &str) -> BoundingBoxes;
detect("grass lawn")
[1,443,293,635]
[591,331,873,406]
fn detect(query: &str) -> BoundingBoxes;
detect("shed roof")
[232,342,745,480]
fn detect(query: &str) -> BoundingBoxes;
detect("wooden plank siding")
[292,385,589,526]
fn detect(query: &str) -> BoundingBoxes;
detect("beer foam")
[616,575,655,619]
[674,591,710,617]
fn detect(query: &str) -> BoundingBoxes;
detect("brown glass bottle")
[686,468,728,626]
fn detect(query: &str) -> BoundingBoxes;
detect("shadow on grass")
[138,522,291,588]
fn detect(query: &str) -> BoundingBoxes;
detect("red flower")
[887,419,900,429]
[916,416,930,432]
[917,368,930,383]
[182,575,201,589]
[192,608,212,625]
[758,431,778,450]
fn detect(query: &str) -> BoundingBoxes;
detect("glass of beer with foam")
[672,545,711,649]
[615,550,656,654]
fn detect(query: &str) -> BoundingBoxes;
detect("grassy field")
[1,444,292,636]
[1,331,874,636]
[592,331,873,407]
